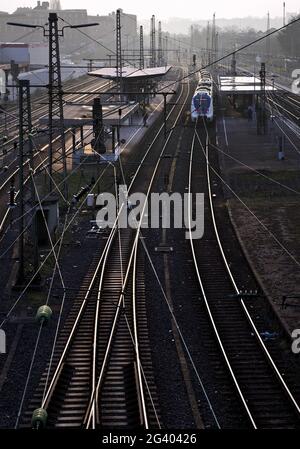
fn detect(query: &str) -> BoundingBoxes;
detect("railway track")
[267,92,300,124]
[0,76,111,172]
[188,120,300,428]
[20,69,191,429]
[0,78,114,237]
[0,76,106,139]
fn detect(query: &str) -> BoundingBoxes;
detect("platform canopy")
[89,66,172,80]
[219,76,276,94]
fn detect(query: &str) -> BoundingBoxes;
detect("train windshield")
[193,92,211,115]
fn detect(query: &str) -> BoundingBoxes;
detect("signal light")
[8,185,17,208]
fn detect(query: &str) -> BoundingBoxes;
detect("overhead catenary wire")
[155,15,300,93]
[32,174,66,289]
[0,127,98,259]
[199,118,300,418]
[58,16,152,78]
[196,127,300,271]
[264,91,300,150]
[14,205,70,429]
[0,165,110,330]
[0,83,167,329]
[138,234,221,428]
[208,140,300,196]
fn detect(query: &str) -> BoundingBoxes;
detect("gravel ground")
[218,99,300,334]
[229,197,300,332]
[0,211,106,428]
[0,68,184,429]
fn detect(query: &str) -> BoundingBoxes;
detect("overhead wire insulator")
[31,408,48,429]
[35,305,52,325]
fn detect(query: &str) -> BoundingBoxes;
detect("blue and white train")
[191,71,214,123]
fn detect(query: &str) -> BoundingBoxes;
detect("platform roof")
[88,66,172,80]
[219,76,276,94]
[39,102,139,127]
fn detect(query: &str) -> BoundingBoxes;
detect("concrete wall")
[0,43,30,64]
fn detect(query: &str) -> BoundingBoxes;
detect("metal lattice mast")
[18,80,37,283]
[139,25,144,70]
[48,12,67,195]
[206,21,210,65]
[93,98,106,153]
[150,15,156,68]
[215,31,219,61]
[116,9,123,98]
[211,13,216,62]
[266,12,270,63]
[158,21,162,66]
[259,62,267,134]
[165,33,168,65]
[190,25,194,61]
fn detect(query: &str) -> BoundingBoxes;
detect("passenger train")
[191,70,214,123]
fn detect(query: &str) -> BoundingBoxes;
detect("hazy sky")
[2,0,300,20]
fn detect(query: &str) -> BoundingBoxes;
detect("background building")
[0,3,137,62]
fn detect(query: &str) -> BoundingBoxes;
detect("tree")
[277,14,300,57]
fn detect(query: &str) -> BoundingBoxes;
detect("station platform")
[217,102,299,174]
[219,75,276,94]
[39,102,140,128]
[70,79,178,164]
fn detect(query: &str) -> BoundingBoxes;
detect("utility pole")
[92,98,106,154]
[165,33,168,65]
[177,40,181,64]
[150,15,156,68]
[283,2,286,26]
[190,25,194,63]
[116,9,123,100]
[211,13,216,63]
[215,31,219,61]
[231,51,237,76]
[158,21,163,67]
[266,12,270,65]
[206,21,210,65]
[48,12,67,197]
[18,80,38,284]
[258,62,267,135]
[18,81,26,284]
[139,25,144,70]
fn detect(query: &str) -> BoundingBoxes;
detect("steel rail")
[40,76,184,420]
[0,77,107,136]
[188,124,257,429]
[84,75,190,428]
[203,130,300,420]
[0,81,113,235]
[0,79,111,171]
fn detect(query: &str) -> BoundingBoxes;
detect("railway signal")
[8,179,16,208]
